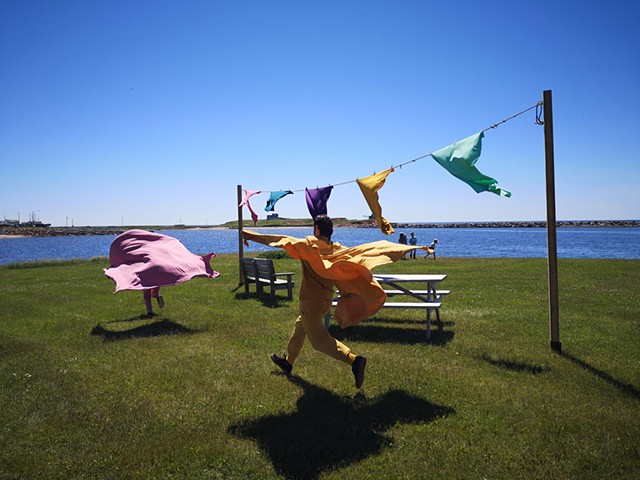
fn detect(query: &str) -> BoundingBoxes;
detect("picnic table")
[328,273,449,340]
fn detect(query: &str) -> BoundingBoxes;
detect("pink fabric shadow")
[104,229,220,293]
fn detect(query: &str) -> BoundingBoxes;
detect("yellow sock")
[346,352,357,365]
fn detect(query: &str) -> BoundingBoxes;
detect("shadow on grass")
[233,291,292,309]
[229,376,454,480]
[480,354,551,375]
[91,318,200,341]
[557,350,640,401]
[328,323,454,346]
[365,316,456,328]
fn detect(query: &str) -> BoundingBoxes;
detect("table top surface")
[373,273,447,282]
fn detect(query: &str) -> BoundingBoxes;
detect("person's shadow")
[228,376,454,480]
[91,317,199,341]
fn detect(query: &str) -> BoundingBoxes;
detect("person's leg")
[271,313,306,374]
[300,297,354,364]
[151,287,164,308]
[143,289,153,315]
[272,297,367,387]
[285,315,307,365]
[299,298,368,387]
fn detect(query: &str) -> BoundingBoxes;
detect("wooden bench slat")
[384,289,450,296]
[331,300,441,309]
[381,301,441,308]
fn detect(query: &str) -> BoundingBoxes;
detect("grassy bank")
[1,256,639,479]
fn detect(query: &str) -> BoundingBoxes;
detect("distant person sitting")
[424,238,439,259]
[408,232,417,259]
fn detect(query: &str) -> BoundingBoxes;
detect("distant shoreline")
[0,219,638,238]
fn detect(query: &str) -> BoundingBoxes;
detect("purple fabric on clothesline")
[305,186,333,219]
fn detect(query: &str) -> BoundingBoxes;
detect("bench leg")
[426,309,431,340]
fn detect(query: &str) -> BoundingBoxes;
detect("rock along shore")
[384,220,640,229]
[1,219,638,238]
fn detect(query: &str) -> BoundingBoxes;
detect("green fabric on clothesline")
[431,131,511,198]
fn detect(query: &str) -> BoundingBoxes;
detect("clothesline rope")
[251,101,541,193]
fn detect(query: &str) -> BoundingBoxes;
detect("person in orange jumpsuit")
[242,215,428,389]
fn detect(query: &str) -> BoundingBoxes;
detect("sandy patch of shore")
[0,234,26,239]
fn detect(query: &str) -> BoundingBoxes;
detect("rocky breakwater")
[0,226,127,237]
[353,220,639,229]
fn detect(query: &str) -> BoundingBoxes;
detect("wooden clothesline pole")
[543,90,561,352]
[237,184,244,286]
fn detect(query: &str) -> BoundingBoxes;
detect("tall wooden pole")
[237,184,244,286]
[543,90,561,352]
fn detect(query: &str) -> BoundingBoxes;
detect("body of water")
[1,227,639,265]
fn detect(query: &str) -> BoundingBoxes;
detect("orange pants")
[286,296,353,365]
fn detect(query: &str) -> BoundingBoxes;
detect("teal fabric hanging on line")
[265,190,293,212]
[431,132,511,197]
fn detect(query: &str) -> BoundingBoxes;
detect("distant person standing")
[398,232,408,260]
[424,238,439,260]
[408,232,418,259]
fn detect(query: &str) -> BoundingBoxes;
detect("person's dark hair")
[314,214,333,240]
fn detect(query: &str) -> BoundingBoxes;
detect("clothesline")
[240,101,541,233]
[252,101,541,193]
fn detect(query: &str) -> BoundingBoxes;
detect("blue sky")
[2,1,639,227]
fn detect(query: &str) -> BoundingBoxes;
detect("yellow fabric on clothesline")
[356,168,395,235]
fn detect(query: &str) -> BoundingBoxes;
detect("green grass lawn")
[1,255,638,479]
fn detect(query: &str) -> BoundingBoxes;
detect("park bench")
[240,257,258,295]
[240,257,295,305]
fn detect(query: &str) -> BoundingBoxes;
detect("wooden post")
[543,90,561,352]
[237,184,244,286]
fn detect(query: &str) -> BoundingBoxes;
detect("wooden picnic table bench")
[327,273,449,340]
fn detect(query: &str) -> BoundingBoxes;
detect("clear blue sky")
[2,1,639,227]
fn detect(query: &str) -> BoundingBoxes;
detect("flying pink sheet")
[104,229,220,293]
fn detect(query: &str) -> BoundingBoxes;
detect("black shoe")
[270,353,292,375]
[352,356,367,389]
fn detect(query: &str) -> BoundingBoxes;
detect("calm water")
[1,227,639,265]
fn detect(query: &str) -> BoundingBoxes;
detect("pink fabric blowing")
[104,229,220,293]
[239,189,261,225]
